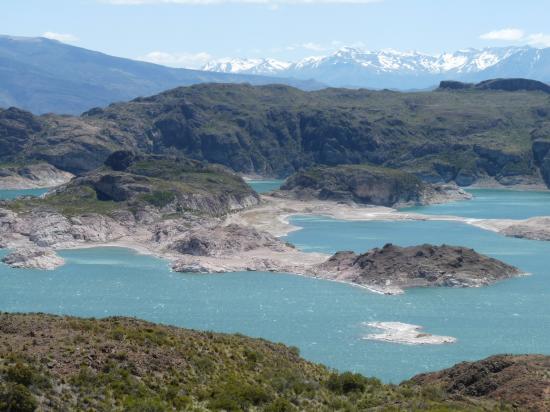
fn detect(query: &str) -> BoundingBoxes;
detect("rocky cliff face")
[1,82,549,188]
[314,244,521,293]
[277,164,470,207]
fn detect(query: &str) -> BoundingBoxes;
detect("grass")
[6,185,120,217]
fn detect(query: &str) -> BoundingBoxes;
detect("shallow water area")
[0,188,48,200]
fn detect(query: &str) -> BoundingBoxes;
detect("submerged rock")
[2,248,65,270]
[313,244,522,293]
[363,322,456,345]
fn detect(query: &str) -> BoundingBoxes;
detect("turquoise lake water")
[401,188,550,219]
[246,179,285,194]
[1,188,549,382]
[0,188,48,200]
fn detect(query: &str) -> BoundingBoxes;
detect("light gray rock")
[2,248,65,270]
[500,217,550,241]
[0,163,73,189]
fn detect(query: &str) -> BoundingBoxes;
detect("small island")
[312,243,522,294]
[276,164,471,207]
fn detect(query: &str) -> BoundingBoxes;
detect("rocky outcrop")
[277,165,471,207]
[0,163,73,189]
[500,217,550,241]
[313,244,522,293]
[439,78,550,94]
[409,354,550,412]
[37,152,260,218]
[169,224,287,257]
[476,78,550,93]
[169,223,325,275]
[2,248,64,270]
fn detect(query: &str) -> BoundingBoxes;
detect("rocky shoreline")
[0,195,526,294]
[0,163,73,190]
[1,247,65,270]
[0,155,541,294]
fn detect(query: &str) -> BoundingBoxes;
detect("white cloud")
[480,28,550,48]
[527,33,550,47]
[102,0,384,5]
[480,28,525,41]
[139,51,213,68]
[286,42,328,51]
[42,32,79,43]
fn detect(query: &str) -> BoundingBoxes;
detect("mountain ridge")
[0,34,324,115]
[203,45,550,89]
[1,81,550,189]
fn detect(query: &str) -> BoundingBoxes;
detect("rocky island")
[276,164,471,207]
[312,243,521,294]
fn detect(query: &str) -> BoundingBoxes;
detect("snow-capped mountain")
[202,46,550,89]
[202,58,291,76]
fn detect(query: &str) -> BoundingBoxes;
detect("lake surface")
[401,188,550,219]
[0,188,48,200]
[246,179,284,194]
[1,188,549,383]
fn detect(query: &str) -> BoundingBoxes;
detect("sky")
[1,0,550,68]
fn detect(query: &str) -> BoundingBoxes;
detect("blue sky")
[1,0,550,68]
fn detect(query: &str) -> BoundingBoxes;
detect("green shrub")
[327,372,379,394]
[0,383,38,412]
[209,381,273,411]
[141,191,176,208]
[5,364,34,387]
[264,397,297,412]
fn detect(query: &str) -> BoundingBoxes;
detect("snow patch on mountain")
[206,47,535,75]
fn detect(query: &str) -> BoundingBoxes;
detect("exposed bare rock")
[499,217,550,241]
[168,224,287,257]
[312,244,522,294]
[363,322,457,345]
[420,183,472,205]
[2,248,65,270]
[409,354,550,412]
[0,163,73,189]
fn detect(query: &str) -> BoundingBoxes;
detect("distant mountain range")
[1,35,549,115]
[203,46,550,89]
[0,35,323,115]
